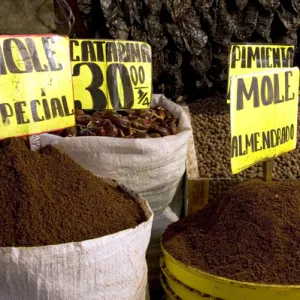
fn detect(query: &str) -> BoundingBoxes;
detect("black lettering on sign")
[245,134,254,153]
[232,124,295,158]
[231,45,240,69]
[106,63,134,109]
[0,103,13,124]
[42,96,73,120]
[273,73,283,104]
[51,98,64,118]
[71,41,152,109]
[282,47,294,67]
[62,95,74,116]
[141,44,152,63]
[285,71,295,101]
[30,100,45,122]
[247,47,260,68]
[231,45,295,69]
[0,36,67,75]
[241,46,246,68]
[0,44,7,74]
[261,76,273,106]
[273,48,281,67]
[266,47,272,68]
[254,132,262,151]
[70,40,80,62]
[93,41,105,62]
[81,41,96,62]
[72,62,107,110]
[117,42,130,62]
[130,43,141,63]
[237,77,259,110]
[236,71,296,111]
[139,66,145,83]
[15,101,30,124]
[130,66,146,86]
[130,66,138,86]
[106,42,118,62]
[4,38,33,74]
[262,131,270,149]
[42,98,51,120]
[0,95,74,129]
[261,47,266,68]
[25,38,49,72]
[42,37,63,71]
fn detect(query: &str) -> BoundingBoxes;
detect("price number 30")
[72,62,150,110]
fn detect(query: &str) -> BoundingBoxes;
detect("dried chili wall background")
[76,0,300,101]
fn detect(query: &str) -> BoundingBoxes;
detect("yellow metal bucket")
[162,244,300,300]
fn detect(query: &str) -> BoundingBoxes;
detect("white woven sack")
[0,184,153,300]
[146,207,179,292]
[30,94,192,213]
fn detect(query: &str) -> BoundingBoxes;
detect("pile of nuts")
[53,107,180,139]
[189,95,300,200]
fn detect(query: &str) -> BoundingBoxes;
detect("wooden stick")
[263,160,273,182]
[188,179,209,215]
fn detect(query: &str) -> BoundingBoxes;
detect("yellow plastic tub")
[160,272,180,300]
[161,257,218,300]
[162,244,300,300]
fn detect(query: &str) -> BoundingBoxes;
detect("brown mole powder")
[163,179,300,285]
[0,138,146,247]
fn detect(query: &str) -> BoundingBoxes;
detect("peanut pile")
[189,95,300,200]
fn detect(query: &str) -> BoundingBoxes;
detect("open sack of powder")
[30,94,192,294]
[0,139,153,300]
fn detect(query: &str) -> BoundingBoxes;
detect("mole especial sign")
[0,34,74,139]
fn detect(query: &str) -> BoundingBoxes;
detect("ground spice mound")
[163,179,300,285]
[0,138,146,247]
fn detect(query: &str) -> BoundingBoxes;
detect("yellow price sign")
[70,39,152,110]
[230,67,299,174]
[227,43,295,103]
[0,34,74,139]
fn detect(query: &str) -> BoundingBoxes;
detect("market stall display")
[1,11,299,299]
[161,179,300,299]
[0,138,153,299]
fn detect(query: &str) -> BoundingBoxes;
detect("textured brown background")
[77,0,300,101]
[0,0,55,34]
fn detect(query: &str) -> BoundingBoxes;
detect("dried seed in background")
[165,22,185,51]
[180,7,208,55]
[277,5,300,32]
[213,0,236,46]
[194,0,214,12]
[292,0,300,13]
[256,11,274,42]
[99,0,129,39]
[235,0,248,11]
[143,0,163,14]
[189,43,212,74]
[258,0,280,11]
[234,3,259,40]
[201,11,217,36]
